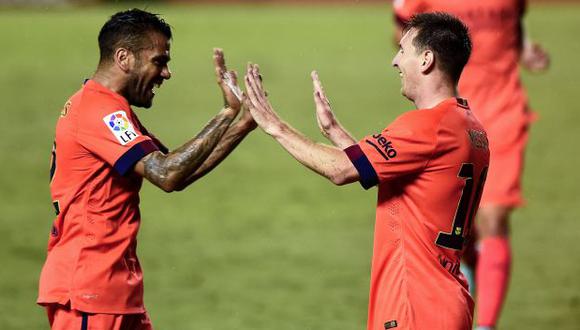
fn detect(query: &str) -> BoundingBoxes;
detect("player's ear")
[114,48,135,73]
[420,50,435,74]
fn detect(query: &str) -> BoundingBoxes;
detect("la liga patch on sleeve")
[103,110,139,145]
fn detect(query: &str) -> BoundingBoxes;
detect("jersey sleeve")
[344,111,438,189]
[77,106,159,175]
[393,0,426,26]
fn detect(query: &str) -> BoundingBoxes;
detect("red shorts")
[46,304,153,330]
[479,121,529,208]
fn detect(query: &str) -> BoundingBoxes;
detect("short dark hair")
[98,8,172,64]
[404,12,472,84]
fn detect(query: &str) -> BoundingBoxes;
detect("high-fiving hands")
[213,48,243,111]
[243,64,356,148]
[311,71,356,148]
[242,63,359,186]
[243,65,337,137]
[244,63,283,136]
[311,71,338,139]
[213,48,256,130]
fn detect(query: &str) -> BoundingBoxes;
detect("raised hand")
[311,71,338,138]
[311,71,356,148]
[244,63,282,135]
[213,48,243,110]
[521,41,550,72]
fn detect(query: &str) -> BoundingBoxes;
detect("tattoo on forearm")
[143,151,170,184]
[183,122,252,184]
[143,109,236,190]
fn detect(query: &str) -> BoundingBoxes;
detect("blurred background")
[1,0,579,329]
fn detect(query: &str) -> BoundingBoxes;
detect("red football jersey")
[38,80,167,314]
[345,98,490,330]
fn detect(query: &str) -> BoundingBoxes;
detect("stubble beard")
[126,72,153,109]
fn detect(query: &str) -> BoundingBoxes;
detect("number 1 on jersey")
[436,163,488,251]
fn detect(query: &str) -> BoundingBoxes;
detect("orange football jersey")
[38,80,167,313]
[394,0,531,206]
[345,98,490,330]
[394,0,529,144]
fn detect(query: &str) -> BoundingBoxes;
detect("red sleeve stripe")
[344,144,379,190]
[114,140,159,175]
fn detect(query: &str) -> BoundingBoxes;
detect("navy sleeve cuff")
[114,140,159,176]
[344,144,379,190]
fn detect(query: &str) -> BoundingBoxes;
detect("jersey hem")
[37,300,146,315]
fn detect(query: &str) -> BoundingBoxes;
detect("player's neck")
[91,67,127,97]
[413,79,457,109]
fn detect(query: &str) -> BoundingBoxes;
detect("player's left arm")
[244,63,359,186]
[519,0,550,72]
[311,71,357,149]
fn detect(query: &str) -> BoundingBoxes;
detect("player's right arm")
[134,48,246,192]
[134,106,238,192]
[244,64,360,186]
[311,71,357,149]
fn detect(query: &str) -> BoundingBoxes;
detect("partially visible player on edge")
[37,9,255,330]
[244,13,489,330]
[392,1,550,329]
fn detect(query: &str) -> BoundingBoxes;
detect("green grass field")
[1,3,579,329]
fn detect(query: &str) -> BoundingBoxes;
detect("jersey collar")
[83,79,130,109]
[456,97,469,109]
[433,97,470,110]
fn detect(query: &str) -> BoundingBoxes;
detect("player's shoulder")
[436,99,490,153]
[81,80,129,110]
[391,98,475,141]
[385,105,446,145]
[431,98,482,132]
[76,80,132,124]
[394,99,455,129]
